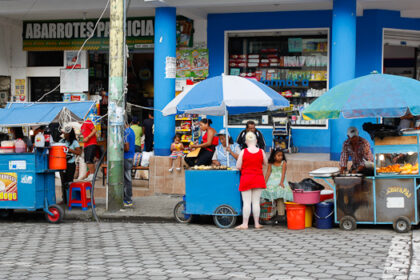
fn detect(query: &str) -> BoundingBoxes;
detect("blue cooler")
[315,201,334,229]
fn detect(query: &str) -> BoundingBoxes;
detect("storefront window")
[27,51,64,67]
[227,30,329,127]
[30,77,61,102]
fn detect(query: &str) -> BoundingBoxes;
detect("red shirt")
[81,120,97,147]
[202,131,219,152]
[239,149,266,192]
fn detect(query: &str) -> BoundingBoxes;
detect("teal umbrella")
[302,73,420,120]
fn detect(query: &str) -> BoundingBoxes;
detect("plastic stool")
[68,182,95,211]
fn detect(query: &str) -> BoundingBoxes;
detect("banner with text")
[23,16,193,51]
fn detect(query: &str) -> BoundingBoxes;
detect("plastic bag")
[141,151,154,167]
[289,178,324,191]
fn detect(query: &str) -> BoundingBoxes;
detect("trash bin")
[315,201,334,229]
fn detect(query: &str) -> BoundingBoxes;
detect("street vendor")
[340,127,374,175]
[185,119,218,166]
[212,129,241,168]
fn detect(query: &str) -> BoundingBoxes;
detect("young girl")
[261,149,293,221]
[169,134,184,172]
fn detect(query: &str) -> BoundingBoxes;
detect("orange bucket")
[285,202,306,230]
[49,144,68,170]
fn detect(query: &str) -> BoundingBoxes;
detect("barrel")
[49,144,67,170]
[315,201,334,229]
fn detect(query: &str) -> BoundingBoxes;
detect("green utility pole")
[107,0,126,211]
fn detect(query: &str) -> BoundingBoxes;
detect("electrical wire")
[127,102,160,112]
[36,0,111,102]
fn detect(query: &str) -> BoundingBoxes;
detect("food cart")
[174,169,241,228]
[163,75,290,229]
[312,131,420,233]
[0,102,94,222]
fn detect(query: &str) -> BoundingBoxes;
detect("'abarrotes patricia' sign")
[23,17,155,51]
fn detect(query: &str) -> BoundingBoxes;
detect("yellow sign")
[386,186,412,199]
[14,79,26,102]
[0,173,18,201]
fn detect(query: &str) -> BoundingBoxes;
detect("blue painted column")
[329,0,357,160]
[154,7,176,155]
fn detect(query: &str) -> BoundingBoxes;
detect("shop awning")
[0,102,95,127]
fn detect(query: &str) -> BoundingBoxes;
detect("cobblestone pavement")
[0,222,416,280]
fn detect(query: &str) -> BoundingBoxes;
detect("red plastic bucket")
[49,144,68,170]
[285,202,306,230]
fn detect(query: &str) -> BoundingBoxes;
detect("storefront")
[21,16,195,119]
[207,9,420,159]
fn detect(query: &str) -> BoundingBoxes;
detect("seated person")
[212,129,241,168]
[340,127,374,175]
[185,119,218,166]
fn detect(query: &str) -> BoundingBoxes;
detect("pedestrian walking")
[236,132,267,229]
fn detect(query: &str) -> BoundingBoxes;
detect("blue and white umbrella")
[162,75,289,116]
[162,75,289,167]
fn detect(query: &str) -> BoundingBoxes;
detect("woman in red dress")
[236,132,267,229]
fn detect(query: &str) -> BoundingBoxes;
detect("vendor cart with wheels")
[174,170,242,228]
[311,131,420,233]
[0,148,64,223]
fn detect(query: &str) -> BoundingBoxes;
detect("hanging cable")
[36,0,111,102]
[127,102,160,112]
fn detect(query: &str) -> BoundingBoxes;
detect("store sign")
[277,79,310,87]
[23,16,193,51]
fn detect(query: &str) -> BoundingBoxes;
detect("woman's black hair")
[13,127,24,139]
[68,128,77,144]
[268,148,287,164]
[173,133,182,141]
[200,118,212,126]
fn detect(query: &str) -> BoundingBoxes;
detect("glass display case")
[374,134,420,176]
[376,152,419,175]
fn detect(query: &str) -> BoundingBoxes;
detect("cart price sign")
[0,173,17,201]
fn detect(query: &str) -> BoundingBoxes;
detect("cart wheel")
[213,205,237,229]
[393,216,411,233]
[45,204,64,224]
[174,201,192,223]
[339,216,357,231]
[0,209,13,219]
